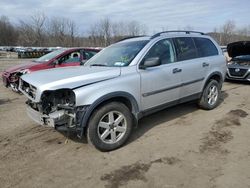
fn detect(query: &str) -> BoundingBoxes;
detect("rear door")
[139,39,182,111]
[173,37,208,99]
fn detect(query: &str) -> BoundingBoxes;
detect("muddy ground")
[0,58,250,188]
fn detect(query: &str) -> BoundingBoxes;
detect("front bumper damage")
[26,106,67,127]
[2,71,22,91]
[26,102,89,138]
[2,71,10,87]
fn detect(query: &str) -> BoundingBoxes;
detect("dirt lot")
[0,58,250,188]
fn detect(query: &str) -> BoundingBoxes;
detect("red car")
[2,47,100,92]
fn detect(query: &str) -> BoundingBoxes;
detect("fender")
[80,91,140,130]
[203,71,224,89]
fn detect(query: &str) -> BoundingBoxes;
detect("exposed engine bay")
[40,89,75,114]
[27,89,78,128]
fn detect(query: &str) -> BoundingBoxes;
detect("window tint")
[174,37,198,61]
[144,39,175,64]
[194,37,218,57]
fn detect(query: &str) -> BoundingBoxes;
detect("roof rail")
[150,30,205,39]
[117,35,147,42]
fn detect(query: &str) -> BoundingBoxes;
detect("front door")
[139,39,182,111]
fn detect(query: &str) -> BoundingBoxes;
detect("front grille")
[20,79,37,99]
[228,68,248,77]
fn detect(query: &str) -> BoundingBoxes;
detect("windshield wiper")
[90,64,107,67]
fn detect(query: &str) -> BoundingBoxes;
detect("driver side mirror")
[139,57,161,69]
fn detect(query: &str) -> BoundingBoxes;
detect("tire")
[87,102,133,151]
[198,79,221,110]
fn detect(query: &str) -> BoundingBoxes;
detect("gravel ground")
[0,58,250,188]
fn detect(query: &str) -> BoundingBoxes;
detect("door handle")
[202,62,209,67]
[173,68,182,74]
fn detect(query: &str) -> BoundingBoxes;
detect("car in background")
[226,41,250,82]
[2,47,100,92]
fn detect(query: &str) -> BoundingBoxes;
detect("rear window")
[194,37,218,57]
[174,37,198,61]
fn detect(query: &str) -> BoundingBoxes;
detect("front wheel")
[87,102,133,151]
[198,79,221,110]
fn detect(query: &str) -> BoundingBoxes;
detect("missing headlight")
[41,89,76,115]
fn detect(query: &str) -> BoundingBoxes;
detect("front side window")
[144,39,175,64]
[174,37,198,61]
[59,51,81,64]
[194,37,218,57]
[85,40,149,67]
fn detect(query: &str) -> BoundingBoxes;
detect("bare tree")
[67,19,77,46]
[0,16,18,46]
[127,21,147,36]
[100,18,112,46]
[89,23,99,46]
[17,12,47,46]
[30,12,46,46]
[18,19,36,46]
[88,19,147,46]
[221,20,236,45]
[46,17,77,47]
[211,20,250,45]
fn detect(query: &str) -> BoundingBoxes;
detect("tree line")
[210,20,250,46]
[0,13,147,47]
[0,13,250,47]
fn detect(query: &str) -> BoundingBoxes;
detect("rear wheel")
[198,79,221,110]
[87,102,133,151]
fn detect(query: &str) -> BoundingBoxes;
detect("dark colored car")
[2,47,100,92]
[226,41,250,82]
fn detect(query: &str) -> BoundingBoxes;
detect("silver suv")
[20,31,226,151]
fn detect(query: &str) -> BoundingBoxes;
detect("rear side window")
[194,37,218,57]
[174,37,198,61]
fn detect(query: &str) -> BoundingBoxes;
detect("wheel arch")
[80,91,140,130]
[203,71,223,89]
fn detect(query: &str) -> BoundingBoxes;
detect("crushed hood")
[21,66,121,92]
[227,41,250,58]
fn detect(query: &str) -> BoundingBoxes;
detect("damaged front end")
[26,89,88,137]
[2,71,22,92]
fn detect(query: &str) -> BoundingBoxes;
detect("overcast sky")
[0,0,249,35]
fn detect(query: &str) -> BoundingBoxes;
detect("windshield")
[85,40,149,67]
[34,49,66,62]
